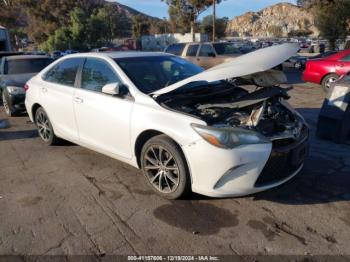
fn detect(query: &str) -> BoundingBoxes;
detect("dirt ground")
[0,70,350,258]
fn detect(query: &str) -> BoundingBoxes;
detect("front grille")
[255,125,309,187]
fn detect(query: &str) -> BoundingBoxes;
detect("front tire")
[35,107,60,145]
[321,73,339,93]
[141,135,191,199]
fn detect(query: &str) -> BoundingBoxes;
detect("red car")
[303,49,350,92]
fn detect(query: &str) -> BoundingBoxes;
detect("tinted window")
[165,44,186,56]
[186,45,199,57]
[5,58,53,74]
[199,44,216,57]
[44,58,82,87]
[213,43,241,55]
[116,56,203,94]
[81,58,120,92]
[341,54,350,61]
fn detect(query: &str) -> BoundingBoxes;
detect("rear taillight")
[24,84,29,92]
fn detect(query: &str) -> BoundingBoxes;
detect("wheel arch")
[134,130,193,184]
[320,72,339,85]
[31,103,43,121]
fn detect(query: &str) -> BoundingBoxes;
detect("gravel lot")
[0,70,350,257]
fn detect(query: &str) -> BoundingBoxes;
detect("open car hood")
[152,43,299,96]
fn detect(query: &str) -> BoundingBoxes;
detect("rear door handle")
[74,97,84,103]
[41,87,48,93]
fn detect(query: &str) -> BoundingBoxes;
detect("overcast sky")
[114,0,297,19]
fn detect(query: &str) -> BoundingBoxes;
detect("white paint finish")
[39,81,79,143]
[73,88,134,159]
[25,50,303,197]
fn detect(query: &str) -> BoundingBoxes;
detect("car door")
[73,57,134,159]
[40,58,83,142]
[335,53,350,75]
[184,44,200,65]
[197,44,218,69]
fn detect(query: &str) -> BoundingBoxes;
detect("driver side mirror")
[102,82,130,97]
[208,52,216,58]
[102,82,120,95]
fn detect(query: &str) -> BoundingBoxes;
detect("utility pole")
[212,0,216,42]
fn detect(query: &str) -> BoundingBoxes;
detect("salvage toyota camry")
[25,43,309,199]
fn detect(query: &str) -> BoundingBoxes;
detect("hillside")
[226,3,319,37]
[106,1,159,20]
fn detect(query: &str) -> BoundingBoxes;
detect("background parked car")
[0,55,53,116]
[165,42,242,69]
[283,55,308,70]
[283,51,338,70]
[51,50,63,59]
[303,49,350,92]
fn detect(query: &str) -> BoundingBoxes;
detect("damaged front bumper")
[182,124,309,198]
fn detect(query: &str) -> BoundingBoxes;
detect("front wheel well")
[134,130,164,168]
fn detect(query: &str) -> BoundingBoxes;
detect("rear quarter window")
[186,45,199,57]
[165,44,186,56]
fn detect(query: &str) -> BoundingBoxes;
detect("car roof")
[5,55,51,61]
[67,51,172,60]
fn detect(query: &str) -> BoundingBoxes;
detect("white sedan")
[25,44,309,199]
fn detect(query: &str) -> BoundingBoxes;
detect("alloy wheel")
[36,111,52,142]
[143,145,180,193]
[325,76,337,89]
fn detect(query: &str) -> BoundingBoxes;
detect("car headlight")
[191,123,270,149]
[7,86,25,95]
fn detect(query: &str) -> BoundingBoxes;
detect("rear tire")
[2,90,16,117]
[321,73,339,93]
[141,135,191,199]
[35,107,60,145]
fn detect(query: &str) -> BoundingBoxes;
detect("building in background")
[141,33,209,51]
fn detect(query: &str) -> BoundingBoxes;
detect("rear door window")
[198,44,216,57]
[186,45,199,57]
[165,44,186,56]
[44,58,82,87]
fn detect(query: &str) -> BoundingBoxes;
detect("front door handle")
[74,97,84,103]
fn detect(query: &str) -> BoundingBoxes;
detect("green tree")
[162,0,223,41]
[132,15,150,38]
[267,25,283,38]
[200,15,228,40]
[297,0,350,50]
[314,1,350,50]
[288,29,313,37]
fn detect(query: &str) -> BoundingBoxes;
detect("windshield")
[115,56,204,94]
[213,43,241,55]
[5,58,53,74]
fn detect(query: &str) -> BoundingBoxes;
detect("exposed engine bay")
[155,70,306,142]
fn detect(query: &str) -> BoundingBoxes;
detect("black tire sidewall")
[2,89,14,117]
[35,107,57,145]
[141,135,191,199]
